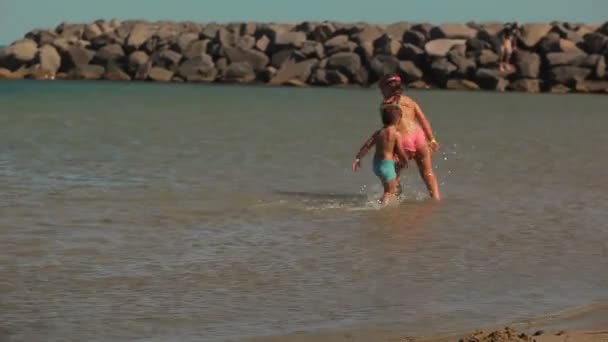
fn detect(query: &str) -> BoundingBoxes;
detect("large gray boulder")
[223,62,256,83]
[514,50,541,78]
[326,52,361,80]
[176,33,199,53]
[148,67,174,82]
[178,56,217,82]
[550,66,591,85]
[425,39,466,57]
[299,41,325,59]
[398,43,425,64]
[476,68,509,91]
[403,30,426,48]
[72,64,105,80]
[583,33,608,54]
[269,58,318,85]
[225,47,269,71]
[38,45,61,74]
[430,58,457,84]
[518,23,553,48]
[430,24,478,39]
[65,45,95,69]
[324,35,356,55]
[374,34,401,55]
[507,79,541,92]
[274,31,307,49]
[126,24,155,50]
[83,23,103,41]
[94,44,125,64]
[546,51,587,67]
[7,39,38,63]
[399,60,424,82]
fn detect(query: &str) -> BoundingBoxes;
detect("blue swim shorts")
[373,157,397,183]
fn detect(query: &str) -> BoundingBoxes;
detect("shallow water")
[0,80,607,342]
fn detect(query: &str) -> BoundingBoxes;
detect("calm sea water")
[0,80,607,342]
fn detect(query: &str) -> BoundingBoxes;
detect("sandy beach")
[245,303,608,342]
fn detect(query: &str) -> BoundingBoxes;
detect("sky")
[0,0,606,44]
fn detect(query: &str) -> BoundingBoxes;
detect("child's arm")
[353,129,380,172]
[394,132,409,167]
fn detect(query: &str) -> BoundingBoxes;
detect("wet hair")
[379,74,403,96]
[380,104,401,126]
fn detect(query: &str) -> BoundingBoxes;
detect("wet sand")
[245,303,608,342]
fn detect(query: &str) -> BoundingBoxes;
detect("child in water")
[352,104,409,204]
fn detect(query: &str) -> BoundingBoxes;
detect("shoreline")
[244,302,608,342]
[0,19,607,94]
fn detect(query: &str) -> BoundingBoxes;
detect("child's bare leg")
[379,179,398,204]
[415,149,441,200]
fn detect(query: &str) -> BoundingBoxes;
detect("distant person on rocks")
[355,75,441,201]
[499,27,518,72]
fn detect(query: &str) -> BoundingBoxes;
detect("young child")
[352,104,409,204]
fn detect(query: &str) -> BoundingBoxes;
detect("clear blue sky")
[1,0,606,44]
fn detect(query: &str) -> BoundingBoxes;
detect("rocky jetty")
[1,19,607,93]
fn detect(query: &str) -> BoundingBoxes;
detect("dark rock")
[57,23,85,39]
[327,52,361,80]
[270,58,318,85]
[575,80,608,93]
[256,35,271,52]
[83,23,103,41]
[398,43,425,64]
[25,29,57,45]
[425,39,466,57]
[477,49,500,67]
[236,35,256,50]
[476,68,509,91]
[225,47,269,71]
[300,41,324,59]
[223,62,256,83]
[72,64,105,80]
[38,45,61,74]
[374,34,401,55]
[183,40,210,60]
[446,79,480,90]
[352,26,383,57]
[550,66,592,85]
[546,52,587,67]
[104,63,131,81]
[310,68,328,85]
[430,58,457,84]
[178,56,217,82]
[255,23,289,41]
[403,30,426,48]
[448,50,476,78]
[65,45,95,69]
[385,22,410,41]
[514,50,541,78]
[148,67,174,82]
[583,33,608,54]
[7,39,38,63]
[537,32,561,53]
[158,49,183,70]
[466,38,491,54]
[312,22,336,42]
[508,79,541,92]
[326,69,349,85]
[126,24,155,50]
[295,21,315,34]
[333,22,364,37]
[94,44,125,63]
[411,23,434,39]
[274,31,307,49]
[324,35,356,55]
[431,24,478,40]
[518,23,553,48]
[270,49,294,68]
[398,60,423,82]
[369,54,400,79]
[257,66,277,83]
[176,33,199,53]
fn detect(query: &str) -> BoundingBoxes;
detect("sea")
[1,80,607,342]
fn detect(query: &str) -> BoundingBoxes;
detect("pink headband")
[386,75,401,83]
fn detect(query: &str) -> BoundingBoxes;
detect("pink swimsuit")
[400,127,427,156]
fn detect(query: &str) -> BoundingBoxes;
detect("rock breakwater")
[1,19,607,93]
